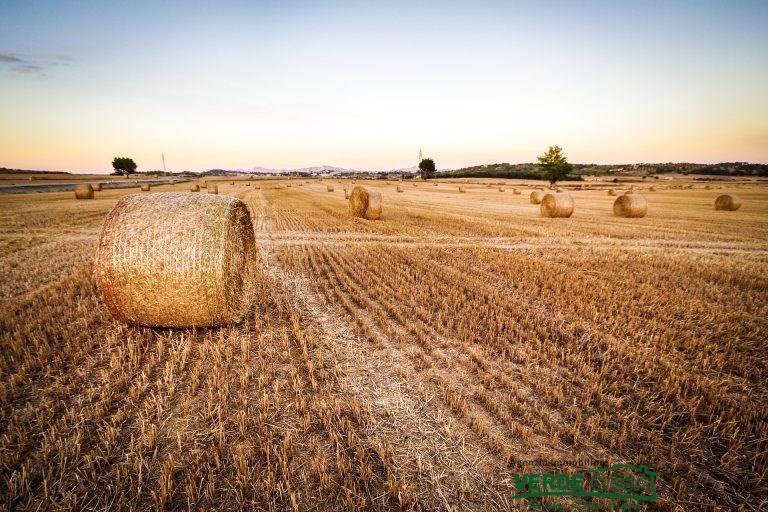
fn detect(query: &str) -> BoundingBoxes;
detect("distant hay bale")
[705,185,712,190]
[348,186,382,220]
[208,184,218,194]
[95,193,257,328]
[75,184,94,200]
[92,183,103,192]
[412,183,417,187]
[498,187,504,192]
[613,193,648,218]
[190,184,200,192]
[230,181,235,185]
[649,186,656,192]
[200,180,207,189]
[458,186,466,193]
[246,182,251,186]
[255,185,260,189]
[540,192,574,218]
[513,188,520,195]
[530,190,545,204]
[344,188,349,199]
[140,183,151,192]
[433,182,438,186]
[608,189,617,196]
[714,194,741,211]
[397,186,403,192]
[327,185,334,192]
[555,187,563,192]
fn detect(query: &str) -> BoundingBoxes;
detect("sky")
[1,0,767,173]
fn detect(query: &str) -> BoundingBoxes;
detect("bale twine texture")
[613,193,648,218]
[348,186,382,220]
[540,192,574,218]
[95,192,257,328]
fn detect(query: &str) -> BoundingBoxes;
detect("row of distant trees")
[112,145,574,184]
[420,146,572,184]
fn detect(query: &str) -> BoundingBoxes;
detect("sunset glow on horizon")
[1,0,767,173]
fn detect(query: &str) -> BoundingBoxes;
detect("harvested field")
[1,179,767,511]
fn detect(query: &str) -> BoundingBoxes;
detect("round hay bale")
[704,185,712,190]
[513,188,521,195]
[75,184,94,200]
[209,184,219,194]
[95,192,257,328]
[190,184,200,192]
[608,189,617,196]
[246,182,251,186]
[327,185,335,192]
[540,192,574,218]
[92,183,103,192]
[29,176,37,181]
[530,190,545,204]
[140,184,151,192]
[348,186,382,220]
[458,186,466,193]
[613,193,648,218]
[396,186,403,192]
[714,194,741,211]
[230,181,235,186]
[200,180,207,189]
[498,187,504,192]
[412,183,417,187]
[649,186,656,192]
[555,187,563,193]
[344,188,349,199]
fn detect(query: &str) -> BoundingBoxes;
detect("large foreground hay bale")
[348,186,382,220]
[92,183,103,192]
[540,192,574,218]
[530,190,545,204]
[209,184,219,194]
[75,184,94,200]
[95,193,257,327]
[140,184,151,192]
[613,193,648,218]
[190,184,200,192]
[714,194,741,211]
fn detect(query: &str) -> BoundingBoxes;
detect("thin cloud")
[0,52,71,76]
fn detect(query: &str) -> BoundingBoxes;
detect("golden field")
[1,178,766,511]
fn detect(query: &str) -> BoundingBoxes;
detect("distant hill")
[445,161,768,180]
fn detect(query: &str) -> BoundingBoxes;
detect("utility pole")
[162,153,167,174]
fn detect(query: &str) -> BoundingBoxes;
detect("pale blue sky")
[1,0,767,172]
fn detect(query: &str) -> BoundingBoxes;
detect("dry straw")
[75,184,94,200]
[209,184,219,194]
[190,184,200,192]
[613,193,648,218]
[714,194,741,211]
[95,192,257,328]
[530,190,545,204]
[540,192,574,218]
[327,185,335,192]
[141,184,151,192]
[348,185,382,220]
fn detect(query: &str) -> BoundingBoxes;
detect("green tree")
[418,158,436,180]
[536,146,572,185]
[112,157,137,175]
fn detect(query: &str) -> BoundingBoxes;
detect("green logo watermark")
[511,464,659,511]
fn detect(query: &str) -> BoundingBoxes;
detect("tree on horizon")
[112,157,137,175]
[536,146,572,185]
[418,158,436,180]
